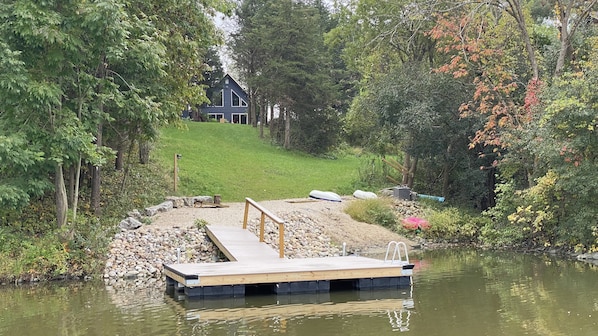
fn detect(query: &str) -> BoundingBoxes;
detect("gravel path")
[103,197,416,281]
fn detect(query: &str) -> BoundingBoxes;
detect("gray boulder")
[166,196,185,208]
[144,201,174,216]
[119,217,143,230]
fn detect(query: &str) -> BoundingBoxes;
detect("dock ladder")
[384,241,409,264]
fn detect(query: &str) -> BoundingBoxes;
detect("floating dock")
[164,198,414,298]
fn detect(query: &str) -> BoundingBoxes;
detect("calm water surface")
[1,249,596,335]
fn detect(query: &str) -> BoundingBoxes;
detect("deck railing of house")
[242,198,285,258]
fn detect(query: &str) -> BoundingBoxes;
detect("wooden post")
[243,200,249,229]
[279,223,284,258]
[243,198,286,256]
[173,154,178,192]
[259,213,265,242]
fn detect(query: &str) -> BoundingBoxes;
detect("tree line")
[229,0,598,250]
[0,0,232,230]
[1,0,596,251]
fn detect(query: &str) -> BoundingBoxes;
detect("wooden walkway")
[205,225,279,261]
[164,198,414,298]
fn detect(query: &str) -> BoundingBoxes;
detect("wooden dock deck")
[205,225,279,261]
[164,198,414,298]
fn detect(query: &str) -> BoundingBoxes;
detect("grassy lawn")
[155,121,364,201]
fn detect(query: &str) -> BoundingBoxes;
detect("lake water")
[1,249,596,335]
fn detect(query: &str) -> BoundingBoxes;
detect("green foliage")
[12,235,69,279]
[478,219,528,248]
[345,198,397,229]
[195,219,209,229]
[232,0,340,152]
[0,214,110,281]
[67,214,115,276]
[422,208,486,243]
[354,155,401,190]
[99,158,171,219]
[0,144,172,281]
[479,180,530,247]
[488,40,598,251]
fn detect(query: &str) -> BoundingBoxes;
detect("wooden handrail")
[243,198,286,258]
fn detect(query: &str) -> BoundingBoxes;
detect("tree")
[200,47,226,111]
[232,0,338,152]
[515,40,598,248]
[0,0,230,227]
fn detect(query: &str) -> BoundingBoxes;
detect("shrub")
[478,221,527,248]
[195,219,208,229]
[12,234,69,279]
[423,207,486,243]
[345,198,398,229]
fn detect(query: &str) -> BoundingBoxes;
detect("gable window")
[210,90,223,107]
[231,90,247,107]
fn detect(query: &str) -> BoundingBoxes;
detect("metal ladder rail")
[384,241,409,264]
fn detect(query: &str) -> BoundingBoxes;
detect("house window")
[210,90,223,107]
[208,113,224,122]
[231,113,248,124]
[231,90,247,107]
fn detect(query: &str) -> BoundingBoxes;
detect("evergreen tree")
[232,0,339,153]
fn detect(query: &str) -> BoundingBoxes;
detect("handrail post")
[279,223,284,258]
[243,200,249,229]
[243,197,286,258]
[260,213,265,242]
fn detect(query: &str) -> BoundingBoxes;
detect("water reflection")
[167,287,415,334]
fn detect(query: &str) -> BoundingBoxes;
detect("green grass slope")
[155,122,362,201]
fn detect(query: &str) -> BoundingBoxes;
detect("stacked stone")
[247,211,342,259]
[103,226,220,279]
[103,210,343,280]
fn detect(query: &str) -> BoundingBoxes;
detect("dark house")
[199,74,249,124]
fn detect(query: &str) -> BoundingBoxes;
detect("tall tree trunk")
[269,102,276,139]
[249,87,257,127]
[91,122,102,215]
[115,137,127,170]
[259,96,266,138]
[400,152,418,188]
[139,140,151,164]
[115,149,124,170]
[71,87,85,224]
[92,56,106,216]
[441,143,454,196]
[55,164,68,229]
[120,139,136,193]
[284,106,291,149]
[407,157,418,188]
[72,157,81,223]
[505,0,539,79]
[555,16,570,77]
[552,0,597,76]
[442,161,450,197]
[68,165,76,205]
[401,153,411,186]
